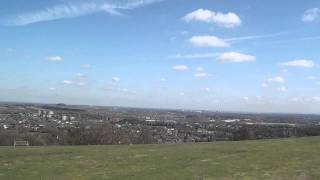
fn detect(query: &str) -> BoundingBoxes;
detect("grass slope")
[1,137,320,180]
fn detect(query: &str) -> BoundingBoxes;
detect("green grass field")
[1,137,320,180]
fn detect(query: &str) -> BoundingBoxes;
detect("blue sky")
[1,0,320,113]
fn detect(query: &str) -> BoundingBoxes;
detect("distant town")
[1,102,320,146]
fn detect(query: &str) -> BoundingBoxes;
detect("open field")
[1,137,320,180]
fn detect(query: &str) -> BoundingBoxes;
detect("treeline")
[0,122,156,146]
[1,123,320,146]
[199,124,320,142]
[232,125,320,140]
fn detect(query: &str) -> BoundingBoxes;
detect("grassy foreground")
[1,137,320,180]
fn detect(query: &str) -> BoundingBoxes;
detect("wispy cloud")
[194,72,212,78]
[4,0,163,26]
[302,8,320,22]
[280,59,315,68]
[307,76,320,81]
[201,88,210,92]
[196,66,204,71]
[267,76,286,84]
[261,83,268,88]
[272,35,320,44]
[277,86,287,93]
[172,65,189,71]
[62,80,74,85]
[313,96,320,102]
[168,53,218,59]
[300,36,320,40]
[160,78,166,82]
[112,77,120,82]
[61,73,89,87]
[225,32,284,42]
[81,64,91,69]
[242,96,249,101]
[179,92,185,96]
[47,56,63,62]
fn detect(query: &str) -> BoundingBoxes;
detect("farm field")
[1,137,320,180]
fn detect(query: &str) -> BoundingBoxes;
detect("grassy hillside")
[1,137,320,180]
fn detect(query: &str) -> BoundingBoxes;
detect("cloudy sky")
[1,0,320,113]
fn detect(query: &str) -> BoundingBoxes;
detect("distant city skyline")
[1,0,320,114]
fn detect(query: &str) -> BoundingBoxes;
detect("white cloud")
[190,36,229,47]
[160,78,166,82]
[267,76,286,83]
[277,86,287,92]
[183,8,241,28]
[280,59,315,68]
[172,65,189,71]
[217,52,256,63]
[302,8,320,22]
[112,77,120,82]
[47,56,63,62]
[194,72,212,78]
[49,87,56,91]
[62,80,73,85]
[5,0,163,26]
[169,53,218,59]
